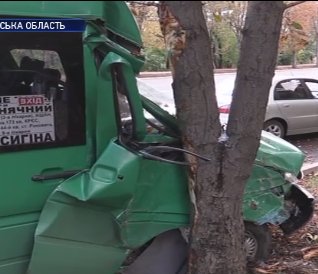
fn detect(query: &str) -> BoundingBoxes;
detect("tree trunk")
[236,32,243,55]
[158,1,285,274]
[211,32,219,68]
[316,38,318,67]
[315,21,318,67]
[292,50,298,68]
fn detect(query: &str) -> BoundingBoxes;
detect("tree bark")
[316,35,318,67]
[292,50,298,68]
[158,1,285,274]
[315,20,318,67]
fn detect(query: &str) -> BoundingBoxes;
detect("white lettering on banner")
[0,22,23,30]
[0,95,55,146]
[0,21,66,30]
[25,21,65,30]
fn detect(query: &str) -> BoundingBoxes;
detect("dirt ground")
[287,133,318,165]
[250,175,318,274]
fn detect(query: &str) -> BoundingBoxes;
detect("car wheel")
[264,120,285,138]
[244,222,272,262]
[123,224,272,274]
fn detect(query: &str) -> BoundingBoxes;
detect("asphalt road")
[137,68,318,165]
[138,68,318,97]
[287,133,318,165]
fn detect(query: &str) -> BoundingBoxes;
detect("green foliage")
[298,40,315,64]
[277,38,315,66]
[141,33,315,71]
[213,13,222,23]
[211,22,239,68]
[141,47,168,72]
[141,22,240,72]
[138,0,316,72]
[291,21,303,30]
[277,52,294,65]
[139,8,314,72]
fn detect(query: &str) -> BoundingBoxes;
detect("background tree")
[314,12,318,66]
[127,1,167,71]
[157,1,305,273]
[202,1,245,68]
[127,1,318,72]
[204,1,247,51]
[279,1,317,67]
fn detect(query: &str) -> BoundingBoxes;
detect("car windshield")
[136,78,235,130]
[137,78,176,116]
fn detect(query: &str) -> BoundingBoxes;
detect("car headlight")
[284,172,298,184]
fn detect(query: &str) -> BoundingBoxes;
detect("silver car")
[217,76,318,138]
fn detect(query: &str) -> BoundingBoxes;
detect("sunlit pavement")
[139,68,318,99]
[137,68,318,172]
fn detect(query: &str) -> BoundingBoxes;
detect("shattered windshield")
[137,78,176,117]
[115,78,176,136]
[136,78,236,111]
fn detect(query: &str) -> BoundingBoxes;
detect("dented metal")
[0,2,314,274]
[26,57,314,273]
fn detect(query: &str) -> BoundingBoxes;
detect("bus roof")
[0,1,143,47]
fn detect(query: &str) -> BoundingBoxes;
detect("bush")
[277,52,293,66]
[298,41,315,64]
[141,47,168,72]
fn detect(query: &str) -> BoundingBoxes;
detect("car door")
[273,78,318,135]
[303,79,318,100]
[0,31,89,274]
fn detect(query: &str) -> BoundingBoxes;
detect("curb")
[302,162,318,176]
[137,64,318,78]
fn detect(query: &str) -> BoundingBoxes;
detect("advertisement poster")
[0,95,55,146]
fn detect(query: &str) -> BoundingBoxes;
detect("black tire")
[263,120,286,138]
[124,224,272,273]
[244,222,272,262]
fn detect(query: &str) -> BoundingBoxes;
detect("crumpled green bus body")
[0,2,314,274]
